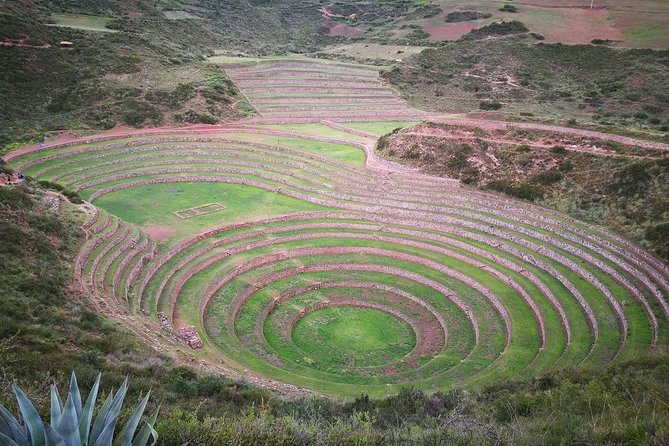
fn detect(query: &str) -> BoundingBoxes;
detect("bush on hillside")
[461,20,529,40]
[486,179,544,201]
[499,4,518,13]
[530,169,563,185]
[479,100,503,110]
[445,11,493,22]
[646,222,669,259]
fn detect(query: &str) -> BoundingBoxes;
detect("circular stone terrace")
[5,58,668,398]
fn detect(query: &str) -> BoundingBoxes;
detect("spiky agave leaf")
[0,406,28,446]
[12,386,45,446]
[88,391,113,446]
[89,379,127,446]
[78,374,100,446]
[43,425,64,446]
[56,396,78,446]
[49,387,63,429]
[66,375,81,423]
[0,432,21,446]
[113,392,149,446]
[0,408,18,439]
[90,417,117,446]
[130,407,159,446]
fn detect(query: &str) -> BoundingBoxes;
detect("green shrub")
[407,4,442,19]
[405,27,430,40]
[609,159,653,196]
[530,169,563,185]
[558,160,574,172]
[447,155,469,170]
[499,4,518,13]
[643,105,662,114]
[463,20,528,40]
[120,100,161,127]
[112,55,143,74]
[171,82,196,105]
[646,222,669,259]
[551,145,567,155]
[46,91,73,113]
[63,189,83,204]
[445,11,492,22]
[37,179,64,191]
[486,180,544,201]
[402,144,422,159]
[479,100,503,110]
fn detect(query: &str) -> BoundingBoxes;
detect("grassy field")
[49,13,117,33]
[345,121,419,135]
[362,0,669,48]
[92,182,328,244]
[293,306,417,368]
[51,13,118,33]
[315,43,428,64]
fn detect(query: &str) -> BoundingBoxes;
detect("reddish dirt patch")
[319,7,346,19]
[328,23,365,37]
[107,122,136,134]
[126,11,143,19]
[631,75,646,86]
[1,35,50,49]
[423,22,478,40]
[144,226,177,241]
[53,130,78,144]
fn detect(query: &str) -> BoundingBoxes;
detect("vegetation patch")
[445,11,493,23]
[461,20,528,40]
[382,40,669,133]
[293,306,416,368]
[48,13,117,33]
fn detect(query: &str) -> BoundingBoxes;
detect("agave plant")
[0,373,159,446]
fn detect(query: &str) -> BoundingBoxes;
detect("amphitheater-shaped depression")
[7,59,669,398]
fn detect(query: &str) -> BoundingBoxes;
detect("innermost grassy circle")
[292,306,416,368]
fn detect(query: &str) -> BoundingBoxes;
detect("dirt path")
[427,117,669,152]
[403,132,660,159]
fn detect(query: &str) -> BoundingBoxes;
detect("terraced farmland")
[5,60,669,398]
[224,59,427,123]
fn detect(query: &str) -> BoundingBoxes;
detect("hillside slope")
[376,121,669,261]
[382,36,669,137]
